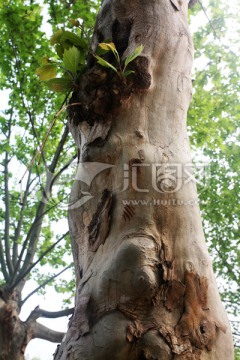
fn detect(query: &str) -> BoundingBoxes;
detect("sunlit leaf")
[50,29,63,45]
[69,18,80,27]
[36,65,57,81]
[123,69,135,77]
[46,78,73,92]
[94,55,118,73]
[98,42,116,52]
[63,46,80,76]
[124,44,144,67]
[61,31,87,49]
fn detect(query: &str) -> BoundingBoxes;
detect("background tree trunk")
[55,0,234,359]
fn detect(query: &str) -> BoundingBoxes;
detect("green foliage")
[36,64,57,81]
[124,45,144,69]
[0,0,99,307]
[188,0,240,321]
[63,46,81,76]
[235,348,240,360]
[95,42,143,79]
[36,25,89,92]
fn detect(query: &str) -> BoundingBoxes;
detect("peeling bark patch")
[175,271,226,355]
[127,320,144,342]
[157,271,227,358]
[75,295,91,336]
[163,279,185,311]
[159,324,192,355]
[88,189,113,251]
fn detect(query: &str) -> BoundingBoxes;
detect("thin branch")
[198,0,237,57]
[21,264,73,306]
[19,93,70,185]
[12,123,70,283]
[12,170,32,266]
[48,123,69,173]
[0,235,10,282]
[27,306,74,321]
[50,153,77,192]
[10,232,69,290]
[19,126,71,276]
[4,116,14,276]
[30,194,69,224]
[31,322,65,343]
[10,200,46,285]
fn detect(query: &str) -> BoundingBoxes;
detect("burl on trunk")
[54,1,234,359]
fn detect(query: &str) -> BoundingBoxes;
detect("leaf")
[94,55,118,73]
[98,42,120,63]
[45,78,73,92]
[63,47,80,76]
[61,31,87,49]
[98,42,116,52]
[36,65,57,81]
[124,44,144,67]
[50,29,63,45]
[69,18,80,27]
[123,69,135,77]
[56,44,64,59]
[41,56,50,65]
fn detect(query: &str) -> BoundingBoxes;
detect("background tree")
[0,0,239,359]
[0,1,100,359]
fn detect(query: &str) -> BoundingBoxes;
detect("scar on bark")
[175,271,227,351]
[122,204,135,222]
[160,270,227,358]
[88,189,113,251]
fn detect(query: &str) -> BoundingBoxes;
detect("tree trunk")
[0,288,29,360]
[55,0,234,359]
[0,286,65,360]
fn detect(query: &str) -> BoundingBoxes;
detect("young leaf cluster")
[36,22,89,92]
[95,42,144,79]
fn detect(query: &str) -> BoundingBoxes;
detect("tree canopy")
[0,0,239,358]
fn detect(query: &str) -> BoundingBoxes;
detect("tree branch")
[48,123,69,173]
[198,0,237,57]
[27,306,74,321]
[21,264,73,306]
[32,322,65,343]
[50,153,77,193]
[12,170,32,266]
[4,118,14,276]
[19,124,70,278]
[0,235,10,282]
[10,232,69,290]
[10,200,46,285]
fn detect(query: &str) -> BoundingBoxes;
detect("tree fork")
[55,0,234,359]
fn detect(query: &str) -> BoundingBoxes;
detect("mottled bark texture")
[55,0,234,359]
